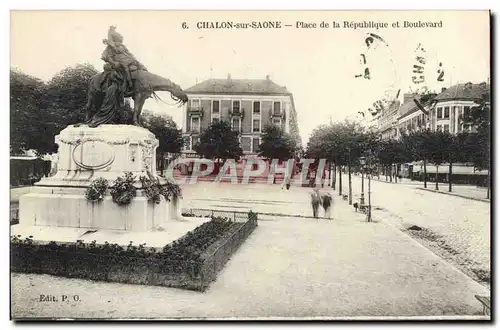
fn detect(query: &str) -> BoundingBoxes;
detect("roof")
[434,82,490,101]
[397,99,419,119]
[185,77,291,95]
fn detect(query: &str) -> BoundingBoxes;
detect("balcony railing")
[229,108,245,119]
[268,108,285,119]
[187,106,204,118]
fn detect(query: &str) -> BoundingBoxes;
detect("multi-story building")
[377,98,401,140]
[181,74,301,158]
[395,82,489,137]
[428,82,489,134]
[396,93,429,138]
[394,82,490,181]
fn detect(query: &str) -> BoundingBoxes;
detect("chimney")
[465,81,473,89]
[403,93,416,104]
[227,74,232,80]
[266,74,270,81]
[441,87,447,93]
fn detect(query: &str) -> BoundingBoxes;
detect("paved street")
[338,174,490,284]
[12,201,489,319]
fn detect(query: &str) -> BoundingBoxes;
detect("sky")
[10,10,490,144]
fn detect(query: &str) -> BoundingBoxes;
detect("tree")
[10,69,53,155]
[375,138,404,183]
[193,120,243,167]
[401,130,434,188]
[306,119,377,202]
[259,125,297,161]
[45,63,99,132]
[446,132,470,192]
[464,87,491,198]
[143,113,186,176]
[426,130,454,190]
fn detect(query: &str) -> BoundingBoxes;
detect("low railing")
[182,208,249,222]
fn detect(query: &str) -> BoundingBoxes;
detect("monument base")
[19,124,182,232]
[11,215,211,249]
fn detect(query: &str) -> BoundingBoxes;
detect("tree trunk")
[394,164,398,183]
[332,163,336,191]
[487,167,490,199]
[328,162,331,186]
[159,152,165,176]
[448,160,453,193]
[385,166,388,181]
[338,164,342,196]
[423,159,427,188]
[348,162,352,205]
[435,165,439,190]
[389,165,393,183]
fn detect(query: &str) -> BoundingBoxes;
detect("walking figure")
[322,192,333,219]
[310,188,321,218]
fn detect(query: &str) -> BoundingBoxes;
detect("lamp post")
[359,156,366,205]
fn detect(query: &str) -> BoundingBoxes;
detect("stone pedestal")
[19,124,181,231]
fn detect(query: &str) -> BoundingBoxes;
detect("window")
[191,117,200,133]
[231,117,241,132]
[190,136,200,150]
[253,119,261,133]
[437,107,443,119]
[241,137,251,152]
[232,100,240,112]
[253,101,261,114]
[272,118,282,126]
[252,137,261,153]
[443,124,449,133]
[273,101,281,115]
[190,99,201,110]
[444,107,450,119]
[212,100,220,114]
[436,125,442,132]
[212,117,219,124]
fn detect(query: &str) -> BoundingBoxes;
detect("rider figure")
[101,26,147,93]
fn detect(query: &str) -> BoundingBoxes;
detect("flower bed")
[10,212,258,291]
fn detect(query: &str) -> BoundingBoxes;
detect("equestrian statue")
[78,26,188,128]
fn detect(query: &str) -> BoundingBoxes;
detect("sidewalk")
[365,176,489,202]
[338,173,490,289]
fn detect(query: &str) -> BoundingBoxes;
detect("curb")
[415,187,490,203]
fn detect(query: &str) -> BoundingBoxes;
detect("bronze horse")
[83,69,188,127]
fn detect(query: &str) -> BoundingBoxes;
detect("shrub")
[110,172,137,205]
[85,178,109,202]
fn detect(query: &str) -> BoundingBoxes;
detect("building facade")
[392,82,489,138]
[427,82,489,134]
[377,98,401,140]
[396,93,428,138]
[181,75,301,157]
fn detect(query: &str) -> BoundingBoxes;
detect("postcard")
[10,10,491,320]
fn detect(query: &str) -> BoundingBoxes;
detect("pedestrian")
[321,192,333,219]
[310,188,321,218]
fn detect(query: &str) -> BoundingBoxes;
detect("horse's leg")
[133,92,148,127]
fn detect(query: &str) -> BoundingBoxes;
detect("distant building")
[396,93,428,138]
[181,74,301,157]
[377,98,402,140]
[394,82,490,138]
[428,82,489,134]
